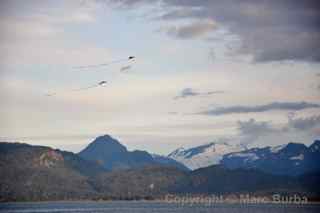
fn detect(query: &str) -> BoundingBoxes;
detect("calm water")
[0,201,319,213]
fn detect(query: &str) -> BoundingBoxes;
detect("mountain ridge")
[221,140,320,176]
[79,135,188,171]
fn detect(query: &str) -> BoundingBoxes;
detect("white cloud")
[162,20,217,39]
[235,115,320,148]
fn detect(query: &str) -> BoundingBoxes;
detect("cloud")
[0,0,103,66]
[238,119,275,136]
[163,20,217,39]
[200,101,320,116]
[288,115,320,131]
[174,87,224,100]
[236,114,320,148]
[317,74,320,89]
[106,0,320,63]
[237,118,278,148]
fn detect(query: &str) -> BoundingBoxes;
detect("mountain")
[78,135,154,170]
[221,140,320,176]
[174,165,320,198]
[78,135,187,171]
[0,142,106,201]
[168,142,243,170]
[1,141,319,201]
[0,141,187,201]
[91,165,320,199]
[310,140,320,153]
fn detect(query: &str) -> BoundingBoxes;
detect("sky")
[0,0,319,155]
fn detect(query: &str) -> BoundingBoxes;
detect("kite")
[72,56,135,69]
[46,81,107,96]
[46,56,135,96]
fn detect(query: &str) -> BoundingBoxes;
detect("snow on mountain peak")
[168,142,243,170]
[270,144,287,153]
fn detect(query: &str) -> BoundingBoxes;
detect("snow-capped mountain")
[221,140,320,176]
[168,142,243,170]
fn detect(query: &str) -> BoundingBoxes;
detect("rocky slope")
[0,142,106,201]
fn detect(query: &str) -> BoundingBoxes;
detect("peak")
[282,142,307,152]
[310,140,320,151]
[95,134,114,140]
[92,135,121,145]
[80,135,127,155]
[311,140,320,146]
[286,142,307,148]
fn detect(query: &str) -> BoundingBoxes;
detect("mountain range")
[0,135,319,201]
[221,140,320,176]
[167,140,320,176]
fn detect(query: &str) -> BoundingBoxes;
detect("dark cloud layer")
[106,0,320,63]
[174,88,224,100]
[200,101,320,116]
[164,20,217,39]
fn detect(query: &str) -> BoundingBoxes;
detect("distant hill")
[0,140,188,201]
[0,142,106,201]
[90,164,320,199]
[89,166,188,199]
[175,165,292,194]
[174,165,320,198]
[221,140,320,176]
[78,135,187,171]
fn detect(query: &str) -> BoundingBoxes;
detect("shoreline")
[1,199,320,205]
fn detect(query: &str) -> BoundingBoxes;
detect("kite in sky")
[72,56,135,69]
[46,56,135,96]
[46,81,108,96]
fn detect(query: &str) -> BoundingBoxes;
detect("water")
[0,201,319,213]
